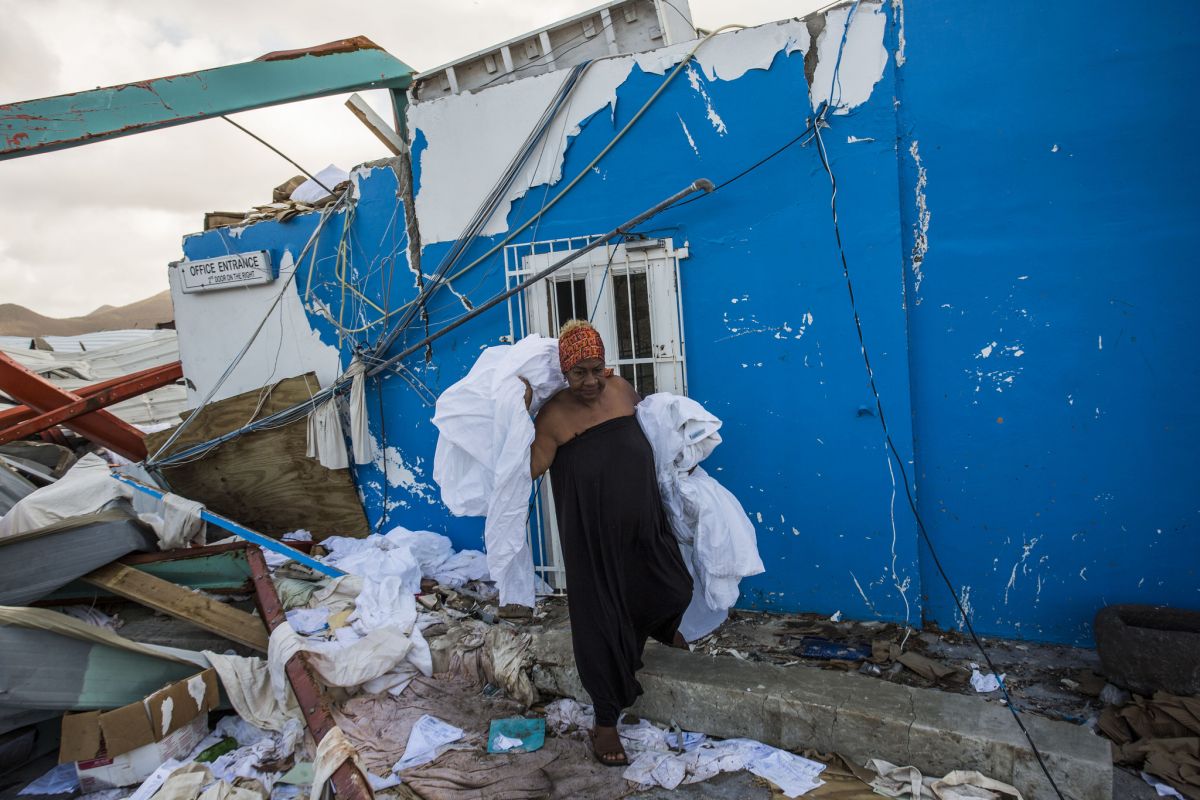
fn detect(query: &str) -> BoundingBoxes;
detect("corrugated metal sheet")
[0,336,36,351]
[0,331,187,426]
[42,329,162,353]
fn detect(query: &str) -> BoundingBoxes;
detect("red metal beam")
[0,352,148,460]
[0,367,169,428]
[0,361,182,446]
[245,546,373,800]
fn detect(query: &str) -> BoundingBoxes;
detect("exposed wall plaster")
[892,0,907,67]
[409,10,885,246]
[809,2,890,114]
[908,140,929,300]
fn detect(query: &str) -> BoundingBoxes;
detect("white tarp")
[637,393,765,640]
[0,454,205,550]
[431,335,565,608]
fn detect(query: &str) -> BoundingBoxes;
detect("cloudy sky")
[1,0,823,317]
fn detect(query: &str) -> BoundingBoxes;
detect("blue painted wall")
[896,1,1200,642]
[181,1,1199,645]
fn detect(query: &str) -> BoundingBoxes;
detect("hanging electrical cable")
[146,188,353,467]
[806,4,1070,797]
[369,24,748,369]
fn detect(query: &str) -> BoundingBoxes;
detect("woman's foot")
[589,726,628,767]
[671,630,689,650]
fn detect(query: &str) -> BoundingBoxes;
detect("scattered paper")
[969,664,1005,693]
[747,748,827,798]
[667,731,707,752]
[366,772,401,791]
[1142,772,1186,799]
[19,762,79,796]
[286,607,331,635]
[492,734,524,752]
[126,759,185,800]
[392,715,464,772]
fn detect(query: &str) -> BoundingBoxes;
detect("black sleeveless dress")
[549,414,693,726]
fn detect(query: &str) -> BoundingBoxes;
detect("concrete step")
[529,624,1111,800]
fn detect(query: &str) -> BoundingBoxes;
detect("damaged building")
[1,1,1197,799]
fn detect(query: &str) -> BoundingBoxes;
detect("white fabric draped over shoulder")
[636,393,765,640]
[431,335,565,607]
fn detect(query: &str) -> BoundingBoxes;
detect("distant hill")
[0,291,173,336]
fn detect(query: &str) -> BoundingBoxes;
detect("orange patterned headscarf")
[558,320,605,373]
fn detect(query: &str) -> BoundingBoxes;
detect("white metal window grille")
[503,236,689,591]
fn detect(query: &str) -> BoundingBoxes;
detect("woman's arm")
[530,415,558,479]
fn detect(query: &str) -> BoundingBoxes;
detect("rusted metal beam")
[0,361,182,446]
[0,352,147,460]
[1,37,413,161]
[0,367,168,428]
[245,546,373,800]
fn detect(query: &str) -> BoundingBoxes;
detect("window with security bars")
[504,236,690,590]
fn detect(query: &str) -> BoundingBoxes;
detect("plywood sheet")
[145,373,368,539]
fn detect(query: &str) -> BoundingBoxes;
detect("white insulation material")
[409,10,885,246]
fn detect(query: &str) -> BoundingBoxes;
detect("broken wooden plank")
[345,93,405,155]
[81,562,269,652]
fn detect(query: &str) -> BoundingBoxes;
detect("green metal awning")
[0,36,413,161]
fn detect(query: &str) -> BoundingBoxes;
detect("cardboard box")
[60,669,219,791]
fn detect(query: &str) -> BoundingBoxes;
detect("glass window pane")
[553,278,588,332]
[619,364,635,387]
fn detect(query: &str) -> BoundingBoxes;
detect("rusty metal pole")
[244,546,373,800]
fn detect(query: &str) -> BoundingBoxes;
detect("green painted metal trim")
[40,551,253,602]
[1,36,413,160]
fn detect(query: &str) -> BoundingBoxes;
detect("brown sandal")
[589,727,628,767]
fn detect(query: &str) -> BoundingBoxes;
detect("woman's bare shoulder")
[606,374,642,406]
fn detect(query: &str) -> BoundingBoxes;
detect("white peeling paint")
[893,0,907,67]
[810,2,890,114]
[955,585,974,631]
[677,113,700,156]
[1098,335,1103,351]
[371,440,438,503]
[1051,144,1060,153]
[850,571,878,615]
[411,14,884,246]
[884,452,912,628]
[1079,567,1088,581]
[1003,536,1040,605]
[846,135,876,143]
[170,250,343,405]
[686,65,728,135]
[686,20,809,83]
[979,342,996,359]
[909,140,930,299]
